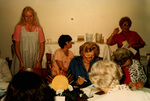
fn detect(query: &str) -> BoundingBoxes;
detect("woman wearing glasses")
[67,42,100,88]
[107,16,145,61]
[112,48,147,89]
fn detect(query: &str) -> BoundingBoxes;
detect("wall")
[0,0,150,59]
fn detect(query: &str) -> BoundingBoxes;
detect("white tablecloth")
[42,42,111,68]
[87,87,150,101]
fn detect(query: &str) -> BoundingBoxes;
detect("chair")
[146,57,150,85]
[144,53,150,88]
[46,53,52,72]
[25,68,49,83]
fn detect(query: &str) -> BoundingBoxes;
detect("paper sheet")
[121,41,137,55]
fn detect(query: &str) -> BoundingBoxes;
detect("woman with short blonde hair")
[89,60,123,89]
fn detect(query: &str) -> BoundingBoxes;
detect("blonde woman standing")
[11,6,45,76]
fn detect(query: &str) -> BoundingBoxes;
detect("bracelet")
[37,59,41,62]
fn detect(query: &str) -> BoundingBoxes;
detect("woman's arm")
[55,60,66,74]
[35,42,45,68]
[15,41,24,70]
[106,28,119,45]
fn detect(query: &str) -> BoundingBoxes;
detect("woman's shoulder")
[54,48,63,54]
[132,59,140,64]
[15,25,22,29]
[131,59,142,69]
[71,56,82,62]
[35,26,42,30]
[129,30,139,35]
[68,50,73,55]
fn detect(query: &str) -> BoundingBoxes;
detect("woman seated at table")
[67,42,100,88]
[89,60,150,101]
[112,48,147,89]
[51,35,74,77]
[4,71,55,101]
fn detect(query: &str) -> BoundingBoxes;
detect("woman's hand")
[35,61,41,68]
[128,82,136,88]
[136,82,144,90]
[107,28,119,45]
[19,62,24,72]
[62,67,67,75]
[76,77,85,85]
[112,28,119,36]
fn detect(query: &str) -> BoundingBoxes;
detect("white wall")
[0,0,150,59]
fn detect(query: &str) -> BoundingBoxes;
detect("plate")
[52,75,69,91]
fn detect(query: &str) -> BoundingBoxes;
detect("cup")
[86,33,94,42]
[100,36,104,44]
[96,33,102,43]
[77,35,84,41]
[47,38,51,43]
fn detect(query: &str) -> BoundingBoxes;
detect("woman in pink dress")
[51,35,74,77]
[11,6,45,76]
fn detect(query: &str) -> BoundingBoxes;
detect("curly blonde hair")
[89,60,123,88]
[79,42,100,57]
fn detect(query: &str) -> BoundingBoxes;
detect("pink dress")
[51,48,74,76]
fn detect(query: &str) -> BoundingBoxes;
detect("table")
[87,86,150,101]
[42,42,111,68]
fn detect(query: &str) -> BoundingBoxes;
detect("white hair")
[89,60,123,88]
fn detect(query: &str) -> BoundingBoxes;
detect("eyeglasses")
[83,54,94,60]
[122,24,130,26]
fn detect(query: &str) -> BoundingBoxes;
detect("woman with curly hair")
[68,42,100,88]
[107,16,145,61]
[112,48,147,89]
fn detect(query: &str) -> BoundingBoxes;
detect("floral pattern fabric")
[129,59,147,84]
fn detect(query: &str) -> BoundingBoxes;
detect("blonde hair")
[17,6,41,26]
[89,60,123,88]
[79,42,100,57]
